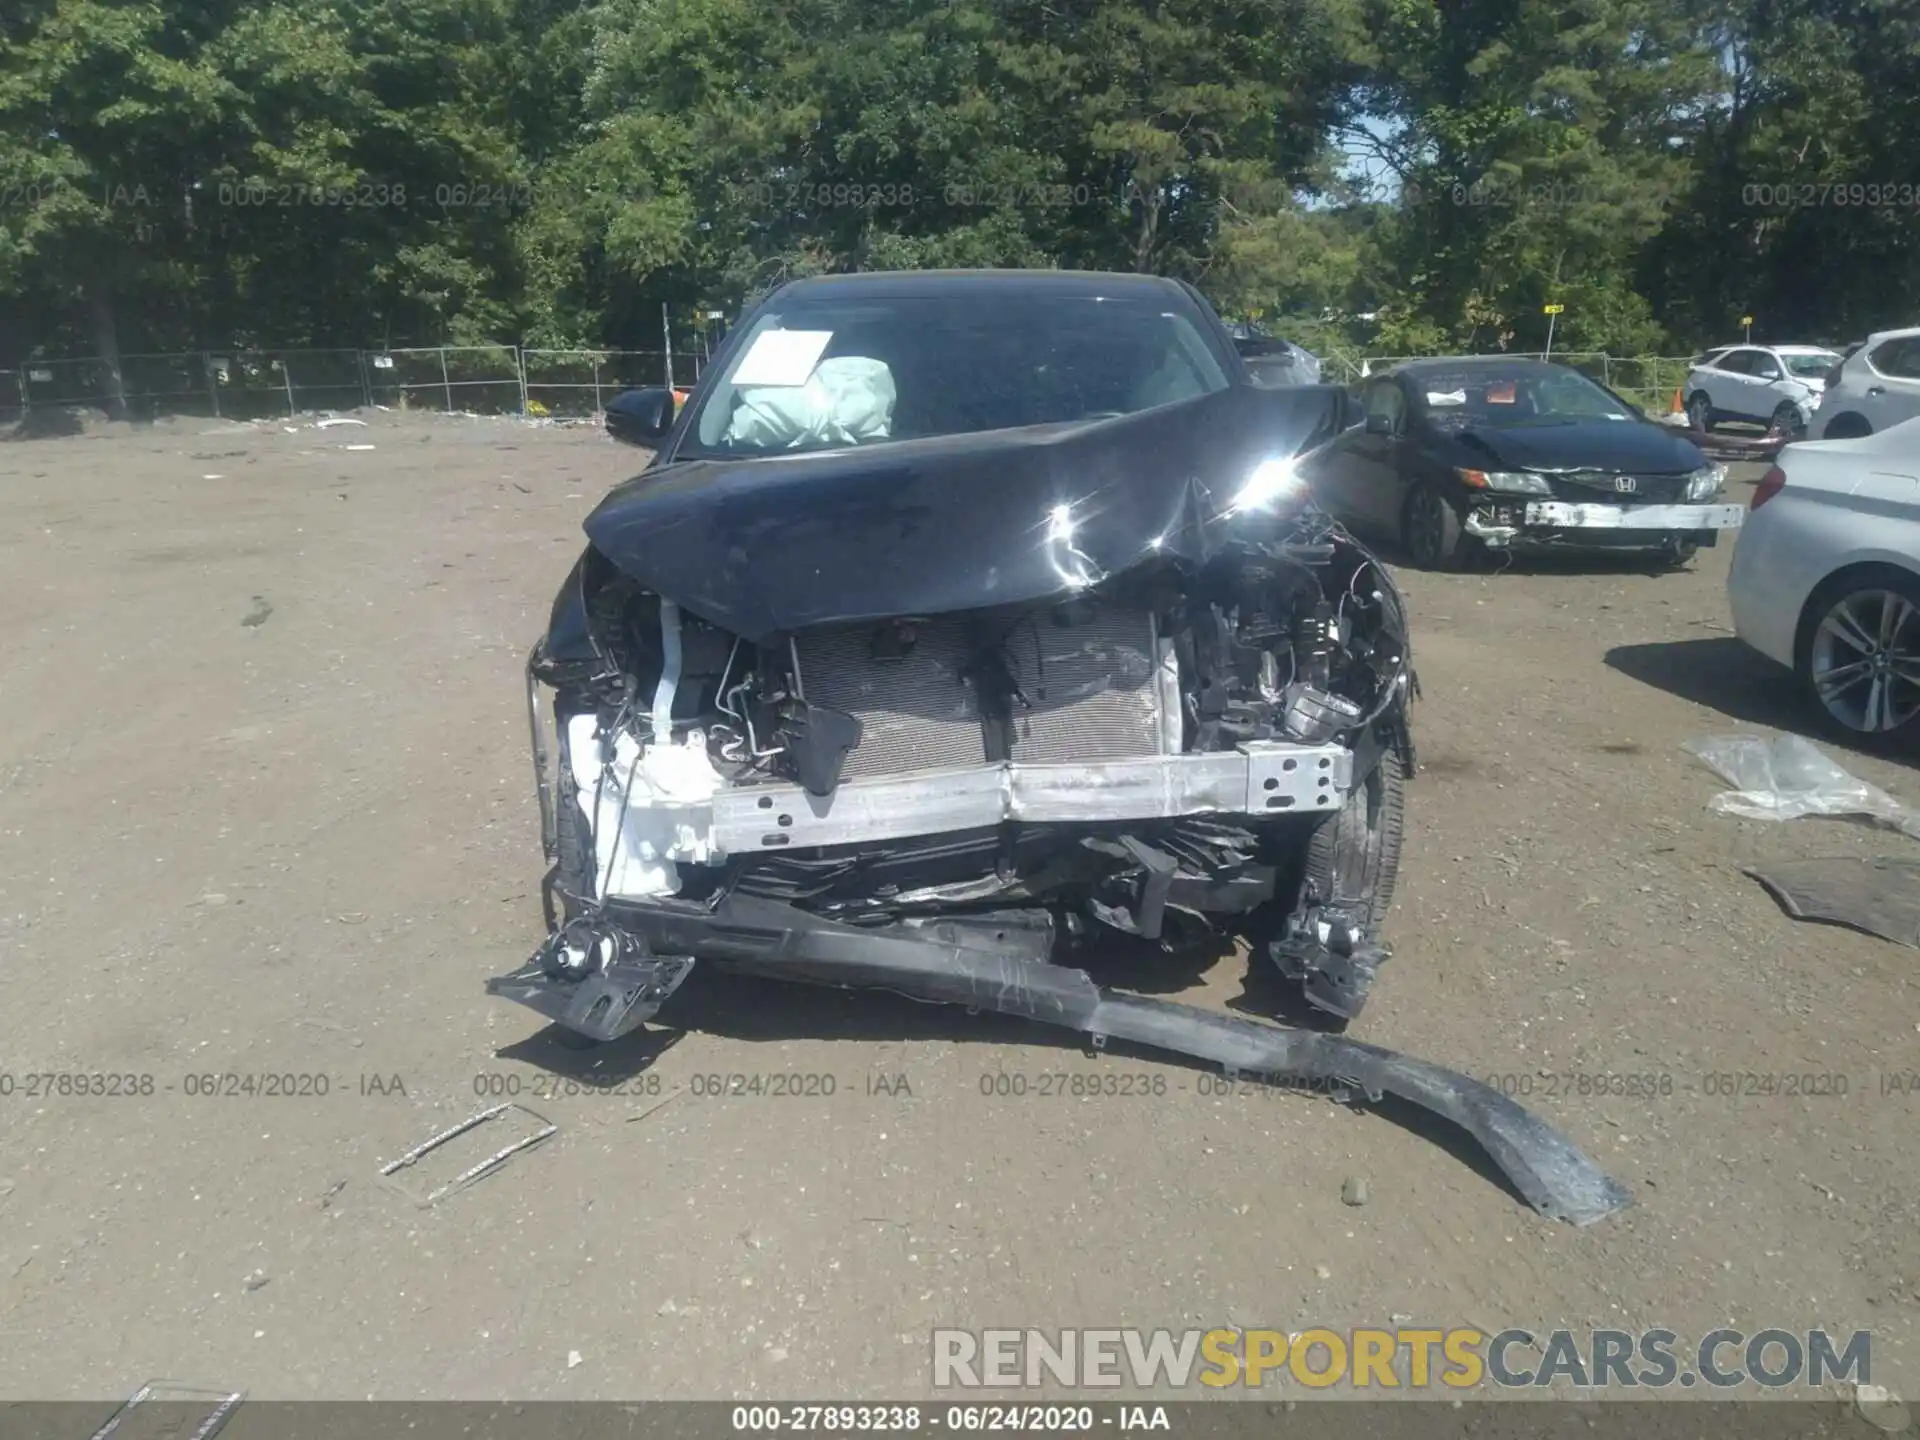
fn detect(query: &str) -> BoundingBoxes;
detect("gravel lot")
[0,411,1915,1402]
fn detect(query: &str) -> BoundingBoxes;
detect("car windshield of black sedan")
[686,294,1232,455]
[1413,368,1637,432]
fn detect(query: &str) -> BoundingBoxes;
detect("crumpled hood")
[1449,419,1708,475]
[582,385,1356,641]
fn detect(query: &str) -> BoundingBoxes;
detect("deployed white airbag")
[567,715,724,898]
[723,356,897,448]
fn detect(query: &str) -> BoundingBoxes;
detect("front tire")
[1269,747,1407,1022]
[1795,568,1920,740]
[1686,392,1715,433]
[1820,412,1873,441]
[1300,748,1407,939]
[1770,400,1807,440]
[1403,482,1471,571]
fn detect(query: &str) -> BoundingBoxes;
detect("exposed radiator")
[795,618,983,780]
[1001,607,1163,764]
[793,604,1167,781]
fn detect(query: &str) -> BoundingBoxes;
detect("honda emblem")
[1613,475,1638,493]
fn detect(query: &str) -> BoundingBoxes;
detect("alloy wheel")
[1810,588,1920,733]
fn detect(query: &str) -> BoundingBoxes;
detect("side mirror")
[606,387,676,447]
[1364,412,1395,436]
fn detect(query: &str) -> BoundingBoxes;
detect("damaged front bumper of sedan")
[1464,499,1745,550]
[1459,462,1743,553]
[488,386,1635,1227]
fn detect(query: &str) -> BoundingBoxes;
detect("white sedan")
[1728,418,1920,738]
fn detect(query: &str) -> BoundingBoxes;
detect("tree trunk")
[1133,186,1162,273]
[87,280,129,422]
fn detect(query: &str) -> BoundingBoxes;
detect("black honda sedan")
[1305,358,1743,569]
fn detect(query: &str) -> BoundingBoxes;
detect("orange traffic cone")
[1668,386,1685,418]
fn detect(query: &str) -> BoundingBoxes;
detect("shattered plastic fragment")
[1683,734,1920,839]
[1744,856,1920,948]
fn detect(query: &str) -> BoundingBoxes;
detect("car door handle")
[1867,386,1886,396]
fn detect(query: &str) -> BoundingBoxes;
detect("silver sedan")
[1728,417,1920,738]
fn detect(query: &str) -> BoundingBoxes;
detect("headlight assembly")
[1684,464,1727,501]
[1457,468,1552,496]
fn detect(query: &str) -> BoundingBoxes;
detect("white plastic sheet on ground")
[1683,733,1920,840]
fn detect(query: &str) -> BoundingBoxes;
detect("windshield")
[686,292,1233,456]
[1411,367,1638,432]
[1784,352,1840,377]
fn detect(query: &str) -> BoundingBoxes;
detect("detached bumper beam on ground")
[487,893,1636,1228]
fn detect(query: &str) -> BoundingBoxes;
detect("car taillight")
[1751,465,1787,510]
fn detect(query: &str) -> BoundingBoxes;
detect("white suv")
[1683,344,1841,438]
[1810,327,1920,440]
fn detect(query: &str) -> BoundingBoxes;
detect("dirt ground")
[0,410,1915,1404]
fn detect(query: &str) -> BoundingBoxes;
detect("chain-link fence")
[367,345,524,414]
[522,349,695,416]
[7,340,1695,425]
[1596,356,1697,413]
[0,344,709,424]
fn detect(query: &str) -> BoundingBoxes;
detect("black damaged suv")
[487,272,1631,1227]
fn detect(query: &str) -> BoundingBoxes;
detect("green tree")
[1640,0,1920,343]
[1350,0,1718,352]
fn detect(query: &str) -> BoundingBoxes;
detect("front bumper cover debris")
[487,918,696,1043]
[487,894,1634,1227]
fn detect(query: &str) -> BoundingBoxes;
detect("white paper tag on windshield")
[732,329,833,387]
[1426,390,1468,406]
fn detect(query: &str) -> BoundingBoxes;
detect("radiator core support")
[792,602,1169,783]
